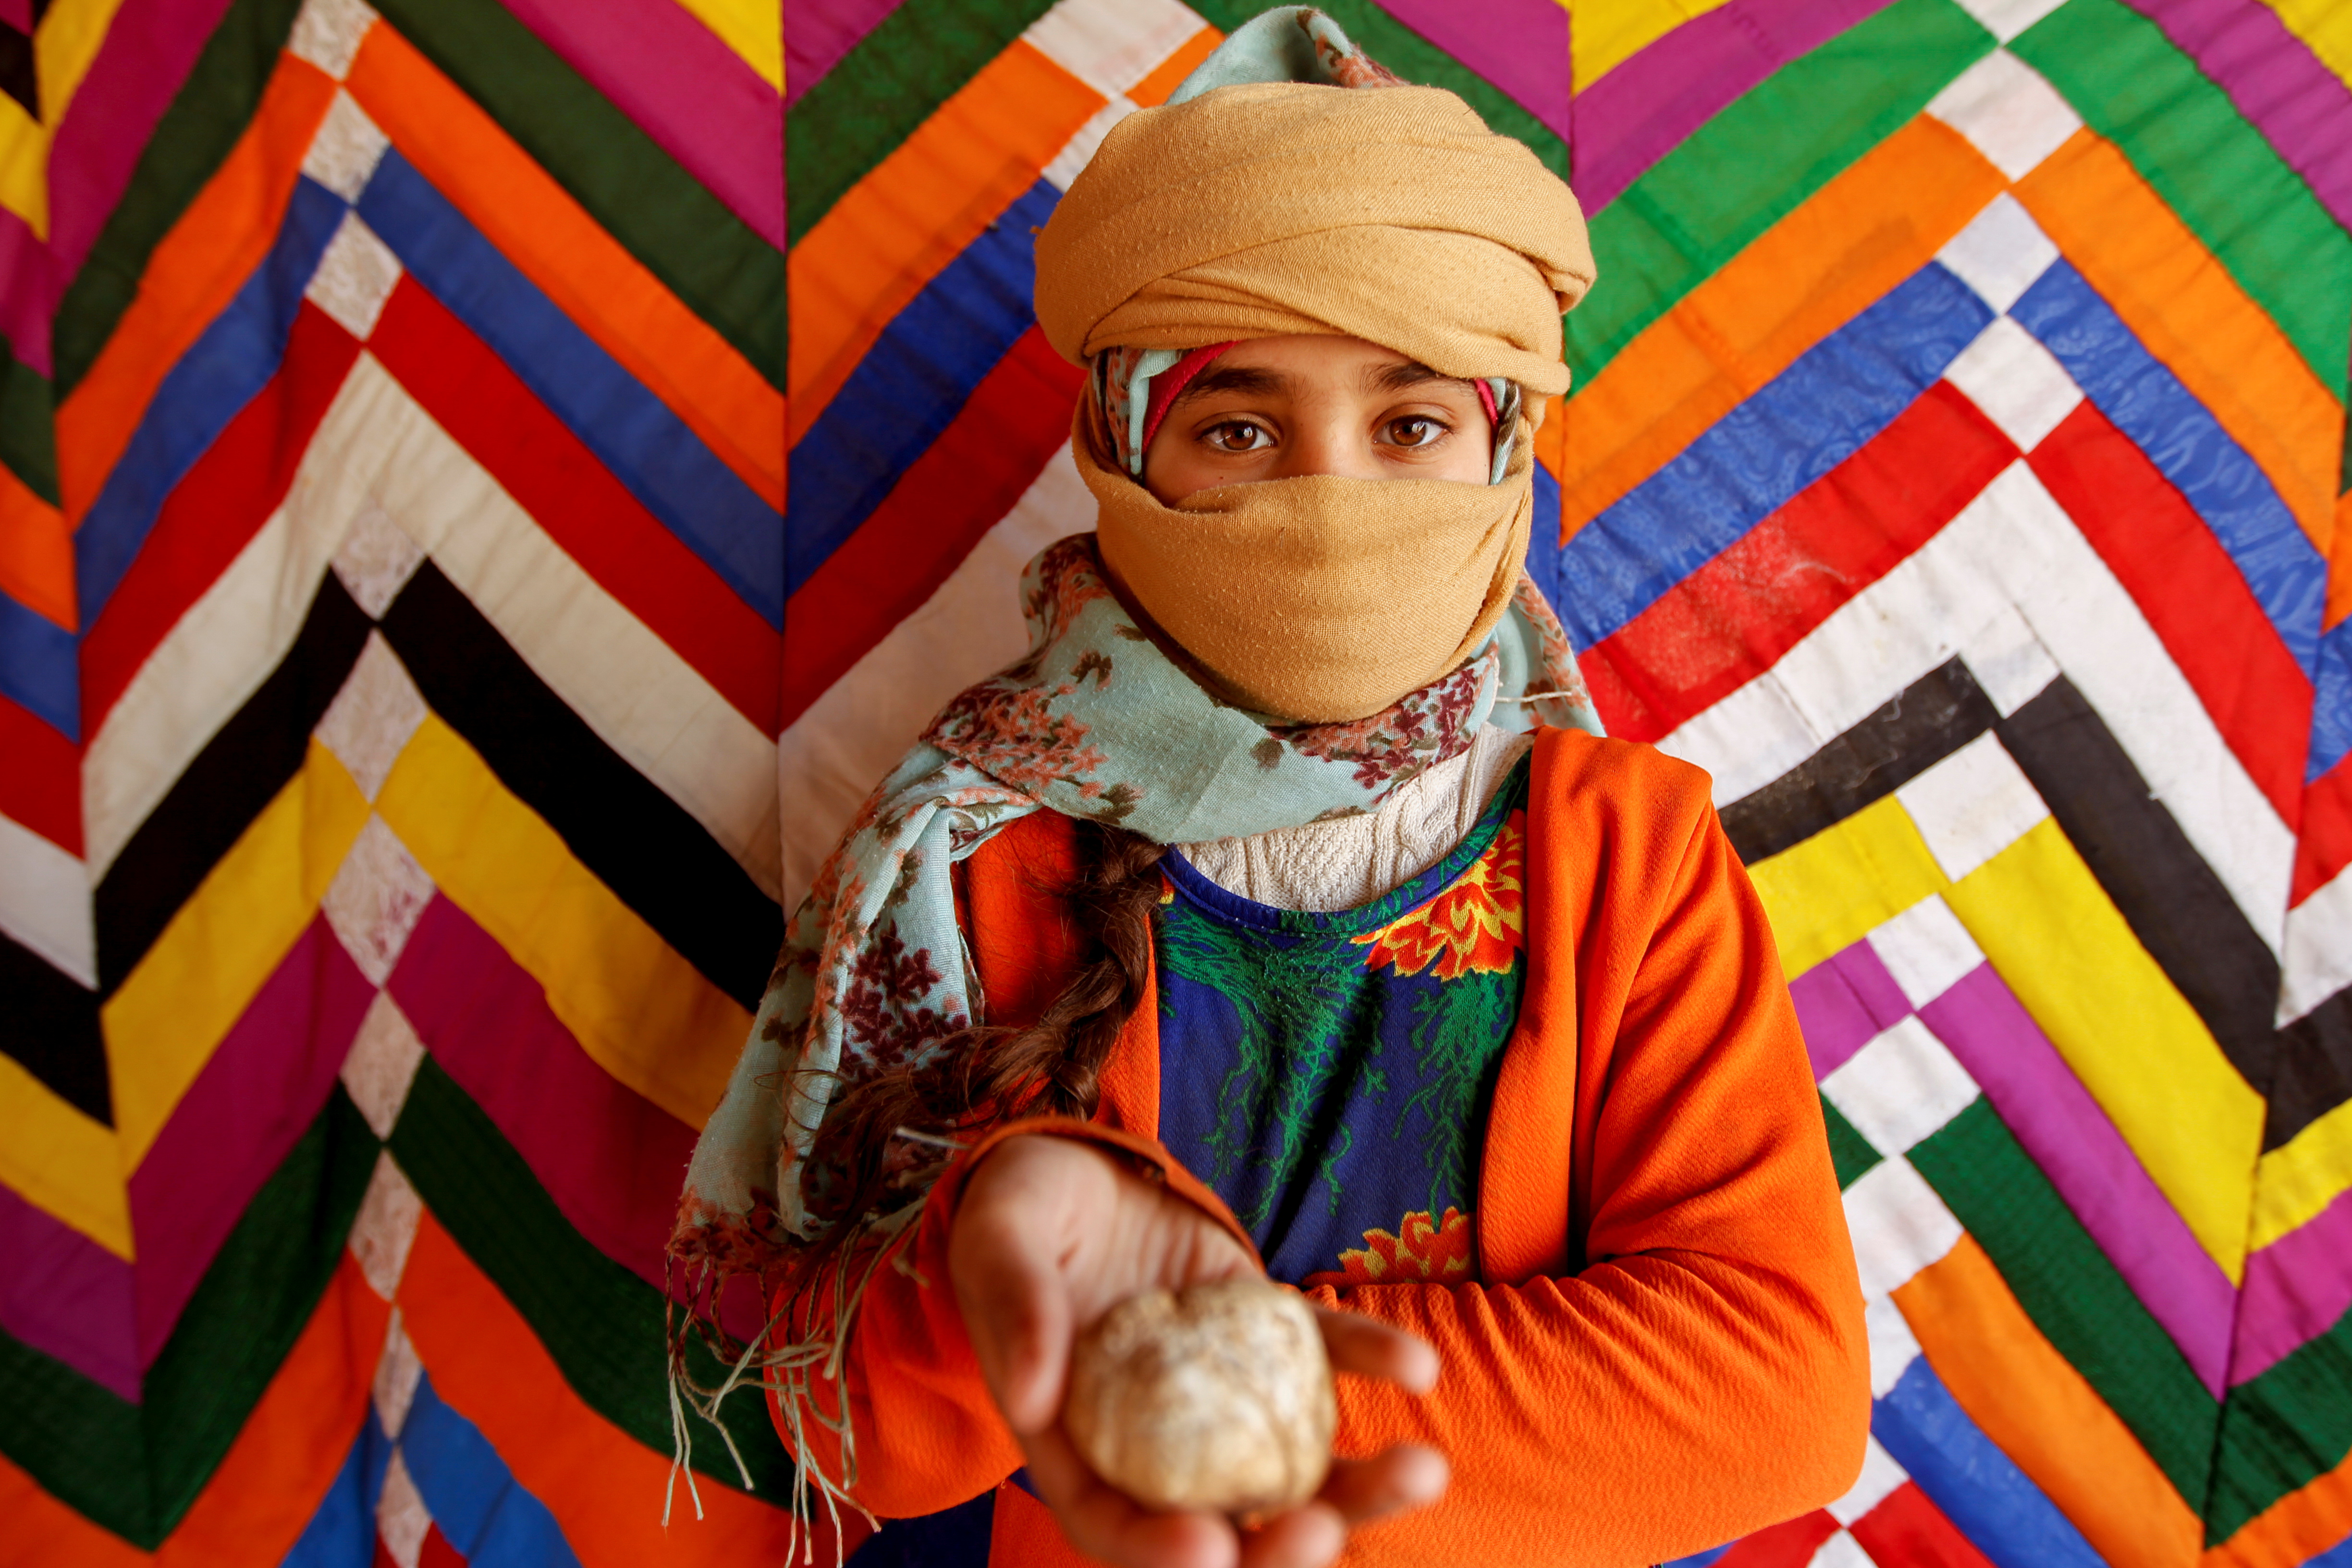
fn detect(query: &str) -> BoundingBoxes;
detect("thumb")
[954,1213,1075,1435]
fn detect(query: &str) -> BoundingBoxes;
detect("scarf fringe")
[663,1204,921,1564]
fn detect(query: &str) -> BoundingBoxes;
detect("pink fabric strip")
[1475,377,1499,423]
[1373,0,1571,145]
[786,0,910,110]
[500,0,785,249]
[1139,341,1237,455]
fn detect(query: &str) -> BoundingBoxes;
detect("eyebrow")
[1370,360,1476,395]
[1168,364,1291,407]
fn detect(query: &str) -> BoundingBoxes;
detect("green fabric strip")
[386,1056,795,1498]
[0,336,57,506]
[2011,0,2352,405]
[1821,1093,1883,1189]
[1183,0,1568,177]
[1907,1099,2218,1506]
[49,0,303,401]
[786,0,1057,247]
[372,0,785,389]
[2207,1301,2352,1543]
[1566,0,1992,392]
[0,1090,376,1549]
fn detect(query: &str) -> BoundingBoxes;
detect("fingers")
[1022,1421,1241,1568]
[950,1173,1077,1434]
[1317,1446,1449,1524]
[1315,1309,1440,1395]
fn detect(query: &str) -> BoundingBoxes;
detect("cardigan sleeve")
[1310,732,1871,1567]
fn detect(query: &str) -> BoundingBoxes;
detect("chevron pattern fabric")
[0,0,2345,1564]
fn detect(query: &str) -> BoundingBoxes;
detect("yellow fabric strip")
[2266,0,2352,93]
[102,742,372,1170]
[36,0,133,128]
[1572,0,1733,90]
[2015,131,2343,616]
[373,713,750,1129]
[0,1051,129,1260]
[0,91,44,237]
[1942,820,2260,1283]
[673,0,780,90]
[2250,1097,2352,1252]
[1746,792,1951,980]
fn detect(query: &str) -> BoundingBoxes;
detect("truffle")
[1064,1278,1335,1516]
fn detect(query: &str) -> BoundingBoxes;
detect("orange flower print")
[1354,811,1526,980]
[1303,1209,1474,1290]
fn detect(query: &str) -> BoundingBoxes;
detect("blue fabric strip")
[2011,260,2325,686]
[785,179,1059,599]
[357,150,784,630]
[1555,262,1993,652]
[0,584,80,739]
[1871,1355,2105,1568]
[401,1373,586,1568]
[277,1410,392,1568]
[65,175,346,659]
[2314,621,2352,782]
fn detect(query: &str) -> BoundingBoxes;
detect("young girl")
[671,12,1868,1566]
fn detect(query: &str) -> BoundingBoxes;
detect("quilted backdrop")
[0,0,2347,1566]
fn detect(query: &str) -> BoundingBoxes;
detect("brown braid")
[784,819,1167,1275]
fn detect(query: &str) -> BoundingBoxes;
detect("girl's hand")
[947,1133,1449,1568]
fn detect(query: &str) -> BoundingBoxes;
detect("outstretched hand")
[948,1134,1448,1568]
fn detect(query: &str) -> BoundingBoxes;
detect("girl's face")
[1140,335,1495,506]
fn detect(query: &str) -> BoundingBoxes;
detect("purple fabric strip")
[128,917,374,1368]
[1791,939,1914,1080]
[386,897,733,1315]
[1919,964,2235,1397]
[502,0,784,249]
[1373,0,1571,145]
[0,0,233,374]
[2232,1184,2352,1384]
[2119,0,2352,234]
[1569,0,1897,215]
[0,1178,137,1401]
[785,0,909,110]
[0,0,33,31]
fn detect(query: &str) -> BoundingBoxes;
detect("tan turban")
[1033,69,1595,723]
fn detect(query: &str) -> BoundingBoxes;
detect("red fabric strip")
[1848,1478,1999,1568]
[79,301,363,742]
[0,688,82,855]
[2295,756,2352,906]
[369,275,781,736]
[1715,1508,1842,1568]
[1138,341,1236,455]
[1581,381,2015,742]
[782,324,1084,730]
[2029,399,2310,833]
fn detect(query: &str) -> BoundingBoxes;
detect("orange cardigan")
[777,729,1870,1565]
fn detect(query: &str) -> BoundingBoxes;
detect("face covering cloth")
[663,10,1603,1512]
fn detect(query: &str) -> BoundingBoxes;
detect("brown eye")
[1386,416,1445,448]
[1206,421,1273,453]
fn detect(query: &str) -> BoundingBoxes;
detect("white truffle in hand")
[1064,1278,1335,1516]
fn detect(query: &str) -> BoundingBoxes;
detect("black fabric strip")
[1995,678,2281,1109]
[93,573,372,996]
[1719,658,2000,865]
[0,27,35,118]
[378,561,778,1010]
[0,932,107,1123]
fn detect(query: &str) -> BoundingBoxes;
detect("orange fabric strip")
[54,53,336,526]
[394,1208,797,1567]
[0,1458,149,1567]
[153,1255,390,1567]
[2016,130,2347,629]
[788,38,1103,444]
[1558,116,2004,544]
[0,457,72,629]
[346,25,783,511]
[1894,1234,2203,1568]
[1126,26,1222,108]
